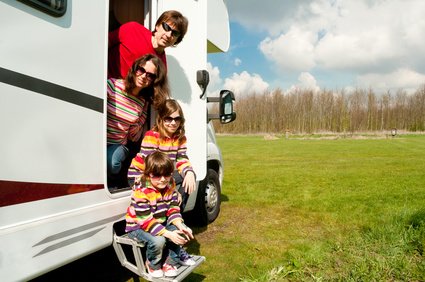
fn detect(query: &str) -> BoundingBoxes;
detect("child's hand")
[180,226,194,240]
[164,230,188,245]
[182,171,196,194]
[177,192,183,205]
[176,223,194,240]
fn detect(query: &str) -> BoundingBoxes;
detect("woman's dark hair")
[125,54,169,109]
[153,99,185,142]
[153,10,188,45]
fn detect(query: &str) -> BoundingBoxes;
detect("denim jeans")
[107,144,129,187]
[128,224,181,269]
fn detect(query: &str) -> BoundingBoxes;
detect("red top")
[108,21,167,79]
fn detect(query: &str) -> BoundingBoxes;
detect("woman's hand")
[182,171,196,194]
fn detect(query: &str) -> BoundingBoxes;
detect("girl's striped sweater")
[127,130,194,180]
[125,179,182,236]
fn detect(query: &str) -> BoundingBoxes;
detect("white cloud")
[287,72,320,93]
[224,0,309,35]
[206,62,222,93]
[259,26,316,72]
[356,68,425,94]
[234,58,242,66]
[225,0,425,93]
[224,71,269,96]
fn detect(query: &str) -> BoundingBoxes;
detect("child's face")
[149,173,172,189]
[163,110,181,136]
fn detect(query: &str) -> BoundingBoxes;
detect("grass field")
[31,134,425,281]
[188,134,425,281]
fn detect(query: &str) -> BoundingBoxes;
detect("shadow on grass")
[184,272,207,281]
[406,209,425,256]
[408,209,425,228]
[221,193,229,202]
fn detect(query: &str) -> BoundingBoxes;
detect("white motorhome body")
[0,0,232,281]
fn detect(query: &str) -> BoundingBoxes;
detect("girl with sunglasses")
[125,151,194,278]
[128,99,196,204]
[107,54,169,188]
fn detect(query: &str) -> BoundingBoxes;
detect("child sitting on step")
[125,151,194,278]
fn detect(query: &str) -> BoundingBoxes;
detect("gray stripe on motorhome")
[33,214,124,247]
[0,67,103,113]
[33,228,104,257]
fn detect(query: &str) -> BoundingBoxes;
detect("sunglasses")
[136,66,156,81]
[149,173,172,180]
[161,22,181,38]
[163,116,182,123]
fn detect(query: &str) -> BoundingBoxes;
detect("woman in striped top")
[107,54,169,188]
[128,99,196,209]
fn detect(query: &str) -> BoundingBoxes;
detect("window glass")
[18,0,67,17]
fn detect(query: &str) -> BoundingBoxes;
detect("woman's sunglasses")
[136,66,156,81]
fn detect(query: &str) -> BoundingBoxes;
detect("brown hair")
[153,99,186,142]
[143,151,174,179]
[153,10,188,45]
[125,54,169,109]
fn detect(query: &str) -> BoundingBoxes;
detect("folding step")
[113,232,205,282]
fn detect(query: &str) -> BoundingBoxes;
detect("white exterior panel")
[158,0,208,181]
[0,0,108,184]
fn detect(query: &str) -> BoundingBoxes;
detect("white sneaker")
[179,249,196,266]
[162,263,178,277]
[145,261,163,278]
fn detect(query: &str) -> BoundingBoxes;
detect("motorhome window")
[18,0,67,17]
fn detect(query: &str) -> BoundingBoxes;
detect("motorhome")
[0,0,235,281]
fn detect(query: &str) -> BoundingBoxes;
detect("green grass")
[188,134,425,281]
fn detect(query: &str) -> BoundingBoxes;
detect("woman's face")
[134,60,157,89]
[163,110,182,137]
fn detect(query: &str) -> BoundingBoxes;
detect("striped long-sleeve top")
[125,179,182,236]
[107,78,149,145]
[127,130,194,180]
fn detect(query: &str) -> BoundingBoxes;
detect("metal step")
[113,233,205,282]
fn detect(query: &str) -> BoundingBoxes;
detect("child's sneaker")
[145,261,163,278]
[179,248,196,266]
[162,262,178,277]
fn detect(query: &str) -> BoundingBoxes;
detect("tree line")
[213,85,425,134]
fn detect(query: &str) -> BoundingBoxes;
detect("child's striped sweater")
[125,179,182,236]
[127,130,194,180]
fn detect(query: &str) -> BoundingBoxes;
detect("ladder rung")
[113,232,205,281]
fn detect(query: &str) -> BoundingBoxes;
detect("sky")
[207,0,425,97]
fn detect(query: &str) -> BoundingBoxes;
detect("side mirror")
[219,90,236,124]
[206,90,236,124]
[197,70,210,99]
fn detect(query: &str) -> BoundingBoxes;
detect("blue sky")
[207,0,425,97]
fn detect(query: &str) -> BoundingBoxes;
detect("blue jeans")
[107,144,129,187]
[128,225,181,269]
